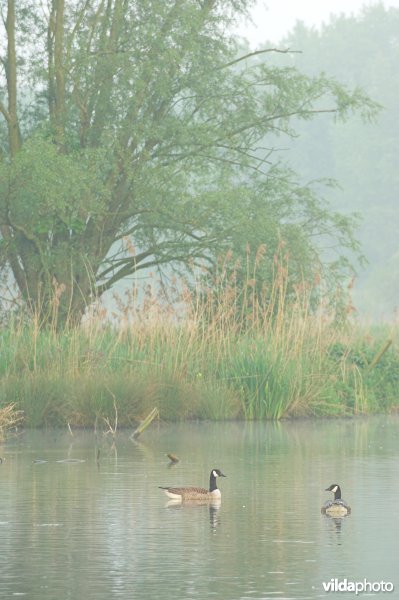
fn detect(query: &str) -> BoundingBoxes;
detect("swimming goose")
[321,484,351,516]
[159,468,226,501]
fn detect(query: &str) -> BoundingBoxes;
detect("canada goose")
[159,468,226,501]
[321,484,351,516]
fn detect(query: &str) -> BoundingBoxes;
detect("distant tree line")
[272,3,399,318]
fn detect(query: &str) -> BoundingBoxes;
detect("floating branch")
[130,407,159,440]
[166,453,180,464]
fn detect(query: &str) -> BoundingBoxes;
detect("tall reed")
[0,251,397,426]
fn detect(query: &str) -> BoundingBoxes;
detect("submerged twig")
[103,388,118,438]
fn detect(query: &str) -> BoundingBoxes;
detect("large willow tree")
[0,0,376,326]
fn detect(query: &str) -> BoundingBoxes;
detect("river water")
[0,416,398,599]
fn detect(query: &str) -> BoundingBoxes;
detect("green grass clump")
[220,337,306,419]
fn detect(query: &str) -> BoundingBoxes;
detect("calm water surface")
[0,417,398,599]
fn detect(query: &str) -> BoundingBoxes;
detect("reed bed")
[0,255,398,427]
[0,403,24,440]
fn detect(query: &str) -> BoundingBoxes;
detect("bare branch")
[220,48,302,69]
[0,100,10,122]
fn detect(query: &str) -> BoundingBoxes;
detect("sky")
[235,0,399,46]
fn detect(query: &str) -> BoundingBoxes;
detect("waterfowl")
[321,484,351,516]
[159,468,226,501]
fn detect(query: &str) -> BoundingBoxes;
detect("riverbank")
[0,312,397,430]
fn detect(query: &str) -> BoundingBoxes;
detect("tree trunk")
[15,236,100,328]
[5,0,21,156]
[48,0,66,148]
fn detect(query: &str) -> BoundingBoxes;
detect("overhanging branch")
[220,48,302,70]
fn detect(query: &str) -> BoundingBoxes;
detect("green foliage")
[0,137,108,233]
[222,337,306,419]
[327,335,399,412]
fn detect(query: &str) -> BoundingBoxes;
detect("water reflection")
[322,513,350,545]
[165,499,222,531]
[0,417,398,599]
[209,503,221,531]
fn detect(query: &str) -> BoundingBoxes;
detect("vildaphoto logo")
[322,579,394,594]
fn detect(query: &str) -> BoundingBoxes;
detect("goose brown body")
[159,468,226,501]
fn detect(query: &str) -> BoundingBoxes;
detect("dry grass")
[0,403,24,440]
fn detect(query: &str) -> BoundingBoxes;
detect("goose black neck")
[209,472,218,492]
[334,487,342,500]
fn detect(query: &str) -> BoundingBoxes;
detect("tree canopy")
[0,0,377,326]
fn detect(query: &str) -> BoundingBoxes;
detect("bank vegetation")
[0,259,397,430]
